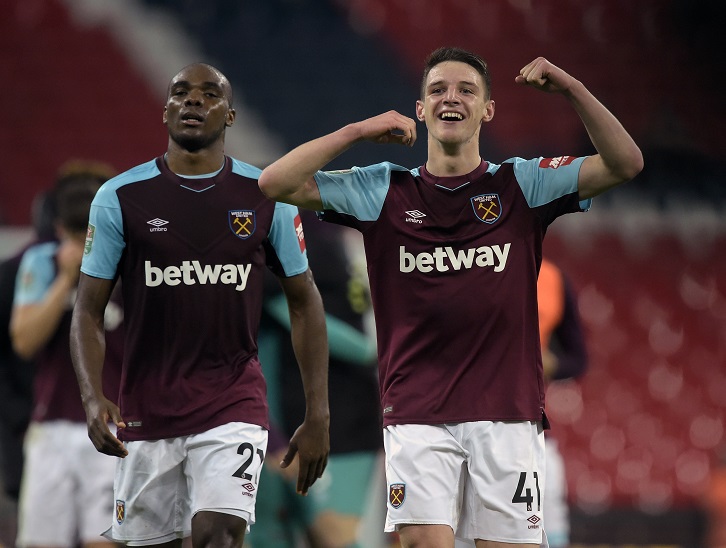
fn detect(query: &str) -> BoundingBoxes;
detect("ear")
[226,108,236,127]
[162,106,168,125]
[481,100,495,123]
[415,100,425,122]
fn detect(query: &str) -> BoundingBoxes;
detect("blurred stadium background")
[1,0,725,545]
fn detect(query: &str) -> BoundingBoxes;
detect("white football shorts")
[17,420,117,548]
[106,422,268,546]
[383,421,546,544]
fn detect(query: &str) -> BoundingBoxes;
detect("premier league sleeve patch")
[229,210,256,239]
[389,483,406,508]
[471,193,502,224]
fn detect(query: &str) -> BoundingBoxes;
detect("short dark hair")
[421,47,492,100]
[54,161,115,233]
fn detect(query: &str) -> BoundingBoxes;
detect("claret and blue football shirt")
[82,156,308,441]
[315,156,590,428]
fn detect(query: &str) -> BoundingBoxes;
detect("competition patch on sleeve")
[538,156,577,169]
[84,224,95,256]
[471,193,502,224]
[229,210,256,239]
[294,214,306,253]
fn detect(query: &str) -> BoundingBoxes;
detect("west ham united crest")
[229,210,256,239]
[471,193,502,224]
[116,499,125,524]
[389,483,406,508]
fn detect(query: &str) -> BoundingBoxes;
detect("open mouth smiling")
[439,112,463,121]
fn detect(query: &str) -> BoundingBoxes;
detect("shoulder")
[19,241,58,266]
[95,159,161,205]
[229,157,263,180]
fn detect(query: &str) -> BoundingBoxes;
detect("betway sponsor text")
[399,244,510,273]
[145,260,252,291]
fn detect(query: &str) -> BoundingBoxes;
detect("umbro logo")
[405,210,426,224]
[147,218,169,232]
[527,515,541,530]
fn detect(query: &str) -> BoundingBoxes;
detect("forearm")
[10,274,75,359]
[69,306,107,407]
[287,287,329,421]
[565,80,644,193]
[259,124,363,208]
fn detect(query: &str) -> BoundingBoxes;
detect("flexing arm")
[10,240,82,359]
[258,110,417,210]
[516,57,644,199]
[276,269,330,495]
[70,273,127,457]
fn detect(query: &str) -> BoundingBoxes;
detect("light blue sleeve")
[14,243,58,306]
[314,162,406,221]
[269,202,308,277]
[81,160,159,279]
[507,156,592,211]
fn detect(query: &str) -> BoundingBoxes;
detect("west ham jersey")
[315,156,590,427]
[15,242,123,423]
[82,156,307,441]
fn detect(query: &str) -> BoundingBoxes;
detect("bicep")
[75,274,115,322]
[277,269,319,310]
[577,155,624,200]
[283,178,323,212]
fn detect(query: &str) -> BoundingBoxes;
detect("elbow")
[620,148,645,183]
[11,335,37,361]
[258,169,281,200]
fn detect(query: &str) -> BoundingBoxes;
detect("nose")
[443,86,459,104]
[184,89,203,106]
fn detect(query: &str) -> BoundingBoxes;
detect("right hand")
[84,395,128,458]
[56,238,84,284]
[353,110,417,147]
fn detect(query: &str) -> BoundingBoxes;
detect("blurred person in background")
[10,163,123,548]
[69,63,329,548]
[259,46,643,547]
[705,446,726,547]
[537,258,589,548]
[248,210,383,548]
[0,188,58,505]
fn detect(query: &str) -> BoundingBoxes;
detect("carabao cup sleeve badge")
[389,483,406,508]
[229,210,256,239]
[471,193,502,224]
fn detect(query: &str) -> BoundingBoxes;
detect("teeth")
[441,112,463,120]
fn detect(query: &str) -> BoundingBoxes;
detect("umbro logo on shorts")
[527,515,541,529]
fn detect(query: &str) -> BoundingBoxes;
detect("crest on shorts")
[389,483,406,508]
[229,210,256,239]
[471,193,502,224]
[116,499,125,524]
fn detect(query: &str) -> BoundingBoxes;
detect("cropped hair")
[421,47,492,100]
[53,160,116,233]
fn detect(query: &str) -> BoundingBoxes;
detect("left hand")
[515,57,576,94]
[279,417,329,495]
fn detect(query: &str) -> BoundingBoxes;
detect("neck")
[165,141,225,175]
[425,139,482,177]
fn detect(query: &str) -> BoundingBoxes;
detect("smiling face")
[163,63,235,152]
[416,60,494,149]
